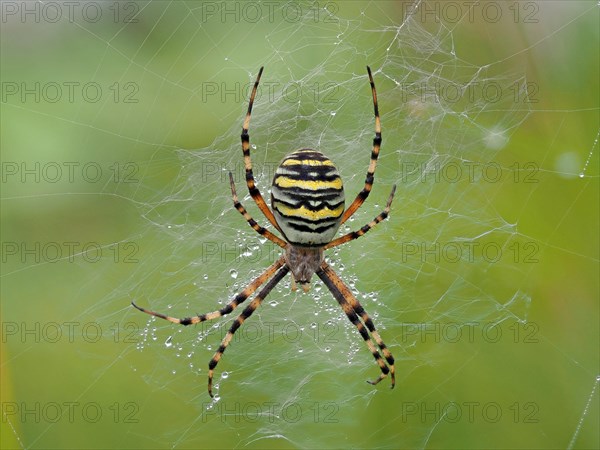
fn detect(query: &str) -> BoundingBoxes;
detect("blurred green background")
[1,1,598,449]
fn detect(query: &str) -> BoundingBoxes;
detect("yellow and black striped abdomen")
[271,149,345,246]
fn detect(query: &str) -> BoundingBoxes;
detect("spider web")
[1,1,598,449]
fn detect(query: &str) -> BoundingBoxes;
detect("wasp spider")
[133,67,396,397]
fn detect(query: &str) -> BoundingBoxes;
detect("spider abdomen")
[271,149,345,246]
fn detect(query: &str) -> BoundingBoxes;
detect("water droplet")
[230,269,238,279]
[165,336,173,348]
[330,111,336,116]
[221,372,229,379]
[324,347,331,352]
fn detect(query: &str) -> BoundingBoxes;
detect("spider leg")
[325,184,396,250]
[229,172,286,248]
[241,67,283,233]
[208,264,290,397]
[341,66,382,225]
[316,261,395,388]
[131,256,286,325]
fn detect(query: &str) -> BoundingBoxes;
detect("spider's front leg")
[131,256,286,326]
[316,261,395,388]
[207,265,290,397]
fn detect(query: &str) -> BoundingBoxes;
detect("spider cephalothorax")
[284,245,323,292]
[133,66,396,397]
